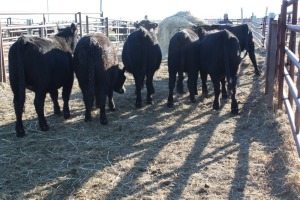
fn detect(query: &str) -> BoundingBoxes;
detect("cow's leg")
[249,50,260,75]
[97,87,108,125]
[11,86,25,137]
[146,72,155,105]
[50,89,61,115]
[231,76,239,114]
[200,70,208,98]
[176,71,184,94]
[167,70,176,107]
[187,69,198,103]
[107,89,115,111]
[220,77,228,100]
[34,91,49,131]
[61,75,73,119]
[82,89,93,122]
[134,75,143,108]
[80,78,94,122]
[212,77,221,110]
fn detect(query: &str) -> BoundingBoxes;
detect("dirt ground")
[0,49,300,200]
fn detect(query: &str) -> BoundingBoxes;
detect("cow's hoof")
[213,101,220,110]
[231,109,239,114]
[84,118,92,122]
[109,107,116,112]
[16,130,25,137]
[84,114,92,122]
[231,102,238,114]
[167,101,174,108]
[190,98,196,103]
[40,124,49,132]
[135,102,142,108]
[176,87,184,94]
[64,112,70,119]
[100,118,108,125]
[147,100,153,105]
[195,90,198,95]
[222,93,228,100]
[54,109,62,115]
[255,70,261,76]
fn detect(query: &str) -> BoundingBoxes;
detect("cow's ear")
[134,21,140,28]
[71,23,77,32]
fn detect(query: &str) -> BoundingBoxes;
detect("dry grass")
[0,50,300,200]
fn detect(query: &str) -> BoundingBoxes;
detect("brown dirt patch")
[0,50,300,199]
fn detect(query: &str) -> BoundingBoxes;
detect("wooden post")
[278,1,288,109]
[0,19,6,83]
[265,13,275,91]
[265,16,278,109]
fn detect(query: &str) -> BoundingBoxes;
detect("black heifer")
[9,23,78,137]
[73,33,126,125]
[167,27,200,107]
[187,29,241,114]
[122,20,162,107]
[201,24,260,75]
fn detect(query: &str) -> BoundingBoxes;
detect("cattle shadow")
[0,65,220,199]
[102,78,227,198]
[227,52,298,199]
[1,53,295,199]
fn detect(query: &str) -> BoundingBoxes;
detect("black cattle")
[167,27,201,107]
[122,20,162,107]
[186,29,241,114]
[9,23,78,137]
[73,33,126,125]
[201,24,259,75]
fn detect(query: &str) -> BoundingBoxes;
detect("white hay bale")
[157,11,207,58]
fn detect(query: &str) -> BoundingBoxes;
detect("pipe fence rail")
[250,16,267,49]
[265,0,300,156]
[0,12,138,84]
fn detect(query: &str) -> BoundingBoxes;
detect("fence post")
[288,1,298,107]
[265,14,278,109]
[26,19,33,35]
[0,19,6,83]
[105,17,109,37]
[296,41,300,135]
[277,1,288,109]
[86,15,89,34]
[78,12,82,38]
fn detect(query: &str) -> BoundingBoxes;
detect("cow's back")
[73,33,119,86]
[198,30,240,76]
[168,29,199,70]
[9,36,73,92]
[122,27,162,74]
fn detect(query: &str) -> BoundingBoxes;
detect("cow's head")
[192,26,207,40]
[56,23,78,52]
[113,67,126,94]
[134,20,158,31]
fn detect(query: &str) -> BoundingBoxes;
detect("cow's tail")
[16,38,26,113]
[223,32,232,92]
[87,42,96,108]
[141,38,148,89]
